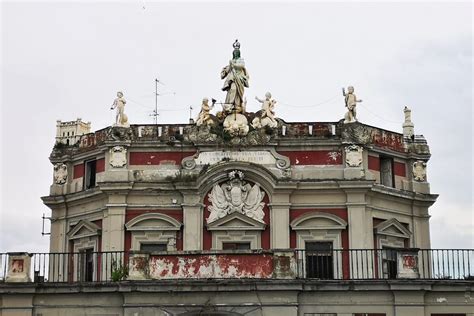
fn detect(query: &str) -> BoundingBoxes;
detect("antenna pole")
[155,78,158,125]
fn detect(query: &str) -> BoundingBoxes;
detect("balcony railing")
[0,249,472,283]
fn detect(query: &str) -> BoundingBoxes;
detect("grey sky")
[1,1,472,253]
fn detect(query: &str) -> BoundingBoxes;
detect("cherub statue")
[111,91,129,127]
[342,86,362,124]
[196,97,215,127]
[252,92,278,129]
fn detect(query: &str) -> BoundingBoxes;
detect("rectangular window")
[85,160,97,189]
[305,242,333,279]
[382,247,398,279]
[380,157,394,187]
[140,243,167,252]
[222,242,251,250]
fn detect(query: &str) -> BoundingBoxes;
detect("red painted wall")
[368,155,380,171]
[96,158,105,173]
[394,161,406,177]
[278,150,342,165]
[129,152,195,165]
[73,164,84,179]
[124,210,184,251]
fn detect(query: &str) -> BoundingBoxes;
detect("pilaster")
[182,194,203,250]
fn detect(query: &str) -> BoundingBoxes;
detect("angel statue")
[207,170,265,223]
[220,40,250,114]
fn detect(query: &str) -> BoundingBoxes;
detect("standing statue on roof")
[111,91,129,127]
[220,39,250,114]
[342,86,362,124]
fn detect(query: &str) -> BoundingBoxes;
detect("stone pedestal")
[5,253,32,283]
[397,248,420,279]
[128,253,150,280]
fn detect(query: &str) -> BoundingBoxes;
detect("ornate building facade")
[0,42,472,316]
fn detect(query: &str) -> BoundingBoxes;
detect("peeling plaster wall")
[149,254,274,279]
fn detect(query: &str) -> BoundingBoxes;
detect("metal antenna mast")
[151,78,165,124]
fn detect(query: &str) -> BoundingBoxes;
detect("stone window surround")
[290,212,348,279]
[206,212,266,250]
[374,218,412,278]
[125,213,182,251]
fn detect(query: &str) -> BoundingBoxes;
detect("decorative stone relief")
[53,163,68,184]
[344,145,363,167]
[109,146,127,168]
[341,122,372,145]
[412,160,426,181]
[223,113,250,136]
[207,170,265,224]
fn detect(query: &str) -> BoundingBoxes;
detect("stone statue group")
[110,40,363,131]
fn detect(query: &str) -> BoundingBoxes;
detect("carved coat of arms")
[53,163,68,184]
[109,146,127,168]
[207,170,265,224]
[412,160,426,181]
[345,144,363,167]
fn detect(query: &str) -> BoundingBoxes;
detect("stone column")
[269,193,291,249]
[182,194,203,250]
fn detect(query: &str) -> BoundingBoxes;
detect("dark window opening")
[140,243,167,252]
[306,242,333,279]
[222,242,251,250]
[80,248,94,282]
[382,247,398,279]
[85,160,97,189]
[380,157,394,187]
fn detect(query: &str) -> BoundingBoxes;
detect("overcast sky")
[0,1,472,253]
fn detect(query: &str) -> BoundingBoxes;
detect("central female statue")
[221,40,249,114]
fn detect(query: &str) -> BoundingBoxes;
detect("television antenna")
[150,78,166,124]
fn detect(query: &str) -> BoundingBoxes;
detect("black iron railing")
[0,249,472,283]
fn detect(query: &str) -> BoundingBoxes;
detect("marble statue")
[207,170,265,224]
[196,98,215,127]
[111,91,129,127]
[343,86,362,124]
[221,40,249,114]
[252,92,278,129]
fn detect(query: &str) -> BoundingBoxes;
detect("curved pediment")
[125,213,182,231]
[290,212,347,230]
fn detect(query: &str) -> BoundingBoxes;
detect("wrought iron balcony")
[1,249,472,283]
